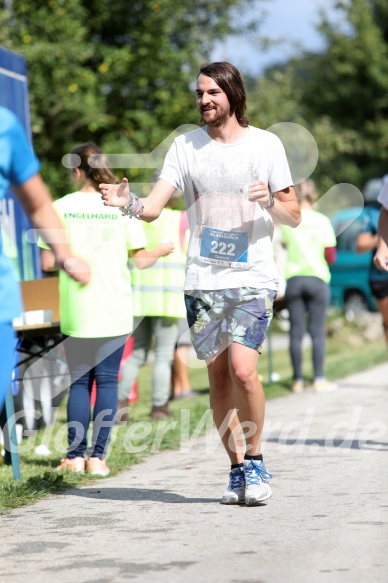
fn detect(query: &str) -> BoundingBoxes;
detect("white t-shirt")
[377,177,388,209]
[160,126,293,291]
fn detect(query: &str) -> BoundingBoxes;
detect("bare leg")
[376,297,388,347]
[228,342,264,456]
[171,345,191,397]
[206,337,244,464]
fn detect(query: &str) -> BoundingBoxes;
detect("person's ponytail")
[71,143,117,189]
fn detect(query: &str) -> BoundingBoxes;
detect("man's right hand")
[100,177,130,208]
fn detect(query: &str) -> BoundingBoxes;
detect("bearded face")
[196,74,232,128]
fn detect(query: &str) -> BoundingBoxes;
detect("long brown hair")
[198,62,249,128]
[71,143,117,189]
[294,179,318,205]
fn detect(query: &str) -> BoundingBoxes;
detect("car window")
[335,218,364,251]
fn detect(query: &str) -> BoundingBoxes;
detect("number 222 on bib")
[200,226,248,269]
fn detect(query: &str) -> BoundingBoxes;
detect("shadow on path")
[265,437,388,451]
[62,487,220,503]
[337,383,388,390]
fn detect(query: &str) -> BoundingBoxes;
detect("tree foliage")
[3,0,385,201]
[248,0,388,197]
[0,0,259,195]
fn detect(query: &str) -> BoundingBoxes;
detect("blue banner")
[0,46,41,280]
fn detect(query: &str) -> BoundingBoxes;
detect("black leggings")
[285,276,329,380]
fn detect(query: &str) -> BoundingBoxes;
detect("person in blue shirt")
[0,106,90,410]
[357,202,388,346]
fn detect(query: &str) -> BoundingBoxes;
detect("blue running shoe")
[243,460,272,505]
[222,467,245,504]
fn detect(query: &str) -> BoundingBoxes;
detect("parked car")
[329,207,376,320]
[329,177,384,320]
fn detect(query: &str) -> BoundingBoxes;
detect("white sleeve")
[267,133,294,193]
[377,178,388,209]
[159,139,182,190]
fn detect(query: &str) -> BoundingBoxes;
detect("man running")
[100,62,300,505]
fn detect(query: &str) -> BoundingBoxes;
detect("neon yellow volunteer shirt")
[39,191,146,338]
[130,208,187,318]
[281,209,337,283]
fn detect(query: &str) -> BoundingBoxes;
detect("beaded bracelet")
[120,192,144,219]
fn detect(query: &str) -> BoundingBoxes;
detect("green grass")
[1,320,386,513]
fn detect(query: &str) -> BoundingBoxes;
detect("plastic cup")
[242,184,250,199]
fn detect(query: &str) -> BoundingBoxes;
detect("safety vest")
[130,209,187,318]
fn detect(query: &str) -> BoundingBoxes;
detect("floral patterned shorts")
[184,287,277,360]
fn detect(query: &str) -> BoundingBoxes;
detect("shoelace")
[245,462,273,487]
[230,469,245,490]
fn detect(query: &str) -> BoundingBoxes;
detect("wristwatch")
[261,192,275,210]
